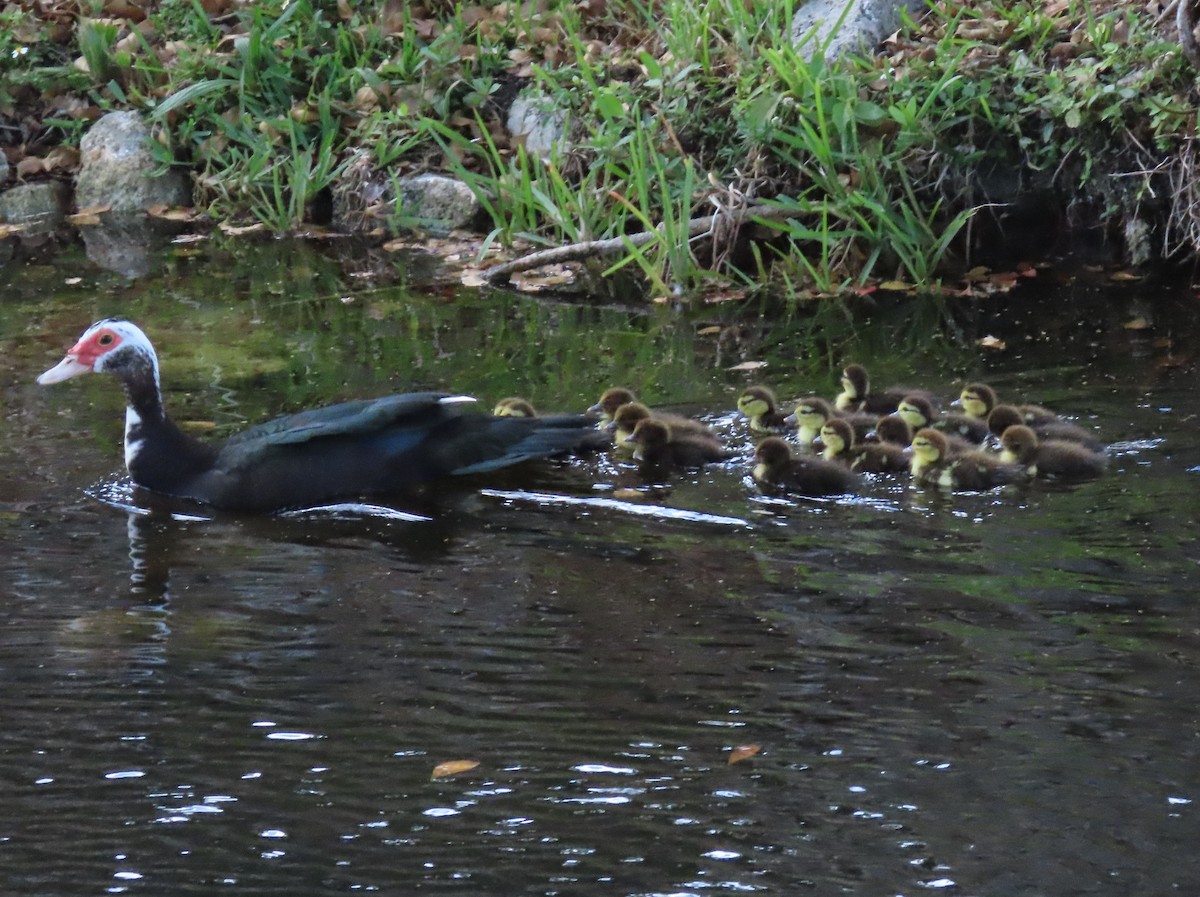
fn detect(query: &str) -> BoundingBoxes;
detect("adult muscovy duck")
[38,319,596,512]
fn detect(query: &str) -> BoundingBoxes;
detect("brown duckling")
[910,428,1026,491]
[959,383,1058,426]
[788,396,875,450]
[987,404,1102,452]
[737,385,791,433]
[897,394,990,445]
[610,401,716,452]
[999,425,1106,481]
[819,418,909,474]
[493,397,539,417]
[627,418,729,471]
[588,387,639,422]
[753,436,858,496]
[835,363,932,415]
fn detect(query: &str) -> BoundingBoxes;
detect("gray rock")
[0,181,72,231]
[395,174,481,232]
[75,111,191,212]
[507,92,569,161]
[791,0,926,61]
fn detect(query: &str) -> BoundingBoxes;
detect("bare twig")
[479,202,797,285]
[1178,0,1200,70]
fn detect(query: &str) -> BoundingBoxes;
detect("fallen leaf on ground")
[431,759,480,780]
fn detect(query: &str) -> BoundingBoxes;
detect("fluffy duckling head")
[819,417,855,461]
[792,396,834,443]
[986,404,1024,439]
[737,385,779,430]
[897,395,935,430]
[998,424,1038,466]
[492,396,538,417]
[873,413,912,446]
[626,418,670,461]
[589,387,638,421]
[836,363,869,410]
[910,427,949,477]
[752,436,793,483]
[959,383,998,420]
[610,401,652,448]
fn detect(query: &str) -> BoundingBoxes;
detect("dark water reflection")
[2,242,1198,895]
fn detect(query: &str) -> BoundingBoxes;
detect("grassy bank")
[0,0,1193,297]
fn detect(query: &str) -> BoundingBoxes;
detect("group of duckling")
[493,362,1107,498]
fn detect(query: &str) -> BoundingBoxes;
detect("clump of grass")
[4,0,1198,297]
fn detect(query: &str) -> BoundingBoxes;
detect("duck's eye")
[98,332,115,346]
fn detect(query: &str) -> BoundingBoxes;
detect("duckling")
[753,436,858,496]
[588,387,639,423]
[835,363,932,415]
[897,394,990,445]
[627,418,729,471]
[820,418,909,474]
[737,385,790,433]
[959,383,1058,426]
[999,424,1106,481]
[789,396,875,450]
[610,401,716,453]
[987,404,1103,452]
[910,428,1026,491]
[871,413,913,447]
[492,397,539,417]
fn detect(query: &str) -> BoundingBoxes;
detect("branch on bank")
[1179,0,1200,70]
[479,202,797,285]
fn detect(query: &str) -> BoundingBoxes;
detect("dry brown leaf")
[1109,270,1141,282]
[0,222,27,238]
[1123,317,1151,330]
[878,280,914,292]
[728,744,761,765]
[16,157,45,178]
[977,335,1007,350]
[460,269,487,287]
[695,325,723,336]
[727,360,767,372]
[431,759,479,780]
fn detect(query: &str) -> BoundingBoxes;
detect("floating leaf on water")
[611,488,647,502]
[878,280,914,292]
[727,360,767,372]
[1123,317,1150,330]
[461,269,487,288]
[977,335,1006,350]
[1109,270,1141,282]
[431,759,480,780]
[64,276,82,285]
[728,744,761,765]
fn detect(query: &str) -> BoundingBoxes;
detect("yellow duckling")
[737,385,791,433]
[819,418,908,474]
[897,394,989,445]
[959,383,1058,426]
[910,428,1025,491]
[788,397,874,451]
[998,424,1106,481]
[835,363,932,415]
[753,436,858,496]
[492,397,539,417]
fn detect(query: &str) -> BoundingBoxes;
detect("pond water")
[1,238,1198,896]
